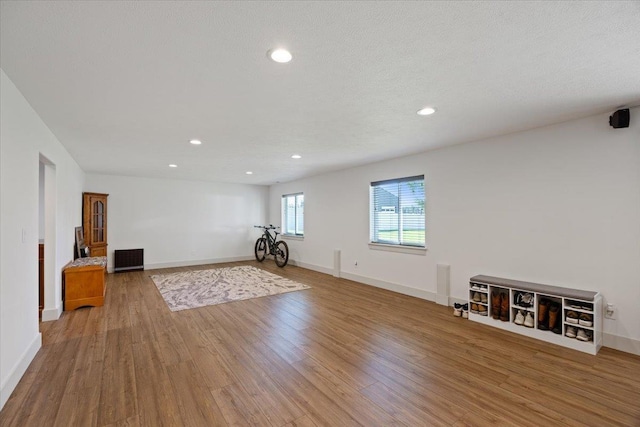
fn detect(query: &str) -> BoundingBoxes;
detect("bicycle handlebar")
[254,224,279,230]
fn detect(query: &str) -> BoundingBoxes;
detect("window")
[370,175,425,247]
[282,193,304,236]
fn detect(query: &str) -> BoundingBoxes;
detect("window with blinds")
[370,175,425,247]
[282,193,304,236]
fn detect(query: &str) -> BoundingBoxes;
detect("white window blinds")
[370,176,425,247]
[282,193,304,236]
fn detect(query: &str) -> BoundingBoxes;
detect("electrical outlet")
[605,303,616,320]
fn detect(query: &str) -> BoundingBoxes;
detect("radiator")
[114,249,144,272]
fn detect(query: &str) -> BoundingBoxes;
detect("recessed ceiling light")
[417,107,437,116]
[268,48,292,63]
[291,154,302,159]
[246,171,253,175]
[189,139,202,145]
[169,164,177,168]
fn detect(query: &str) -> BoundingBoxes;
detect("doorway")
[39,154,57,321]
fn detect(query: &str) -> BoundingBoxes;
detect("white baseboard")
[291,260,439,304]
[340,271,437,302]
[131,256,255,272]
[41,304,62,322]
[288,259,334,276]
[603,333,640,356]
[0,333,42,410]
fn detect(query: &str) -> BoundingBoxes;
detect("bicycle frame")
[262,227,279,254]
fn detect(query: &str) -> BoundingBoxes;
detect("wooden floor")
[1,261,639,427]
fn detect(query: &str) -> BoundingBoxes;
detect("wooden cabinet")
[82,192,108,257]
[63,257,107,311]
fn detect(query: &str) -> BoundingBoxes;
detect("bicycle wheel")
[274,240,289,267]
[254,237,267,262]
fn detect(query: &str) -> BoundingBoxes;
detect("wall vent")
[114,249,144,272]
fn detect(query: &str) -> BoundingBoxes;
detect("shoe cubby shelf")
[468,275,602,355]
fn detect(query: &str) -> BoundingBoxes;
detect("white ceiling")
[2,1,639,185]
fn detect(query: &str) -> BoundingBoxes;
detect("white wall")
[269,108,640,353]
[0,69,85,409]
[84,174,269,271]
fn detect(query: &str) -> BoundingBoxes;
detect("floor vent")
[114,249,144,272]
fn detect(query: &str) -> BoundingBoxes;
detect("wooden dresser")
[63,256,107,311]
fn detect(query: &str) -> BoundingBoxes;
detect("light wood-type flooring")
[1,261,639,426]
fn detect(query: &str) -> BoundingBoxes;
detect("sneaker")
[524,311,534,328]
[470,283,480,291]
[576,329,592,342]
[462,303,469,319]
[453,303,463,317]
[478,305,488,316]
[565,311,579,324]
[471,303,479,314]
[578,313,593,327]
[514,310,525,325]
[472,292,481,302]
[480,293,488,304]
[565,326,577,338]
[521,292,534,307]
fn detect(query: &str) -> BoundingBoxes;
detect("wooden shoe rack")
[468,275,602,355]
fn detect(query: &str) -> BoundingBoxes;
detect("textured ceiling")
[1,1,639,185]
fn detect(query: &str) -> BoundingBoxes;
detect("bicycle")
[254,225,289,267]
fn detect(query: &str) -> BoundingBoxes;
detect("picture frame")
[74,226,89,259]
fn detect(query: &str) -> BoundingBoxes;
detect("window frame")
[281,192,304,237]
[369,175,425,250]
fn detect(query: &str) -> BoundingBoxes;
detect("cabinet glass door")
[92,199,105,243]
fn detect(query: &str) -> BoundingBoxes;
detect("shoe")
[579,313,593,327]
[478,305,488,316]
[514,292,534,308]
[500,293,509,322]
[565,326,577,338]
[471,303,479,314]
[524,311,534,328]
[514,310,525,325]
[577,329,592,342]
[538,299,550,330]
[470,283,480,291]
[491,292,501,320]
[462,303,469,319]
[548,303,561,334]
[565,311,579,324]
[472,292,481,302]
[520,292,533,308]
[453,303,463,317]
[480,293,488,304]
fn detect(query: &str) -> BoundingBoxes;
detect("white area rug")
[150,265,310,312]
